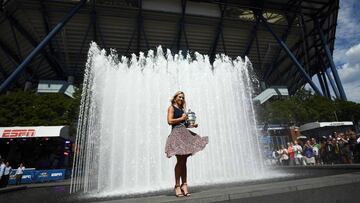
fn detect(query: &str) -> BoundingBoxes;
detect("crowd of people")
[0,159,25,188]
[271,130,360,165]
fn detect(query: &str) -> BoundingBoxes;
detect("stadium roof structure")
[0,0,346,100]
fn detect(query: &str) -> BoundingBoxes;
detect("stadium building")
[0,0,345,101]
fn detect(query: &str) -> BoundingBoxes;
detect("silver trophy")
[186,109,196,126]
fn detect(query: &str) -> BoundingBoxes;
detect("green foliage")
[334,99,360,121]
[0,90,81,131]
[258,89,360,125]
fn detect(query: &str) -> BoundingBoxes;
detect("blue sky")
[333,0,360,103]
[313,0,360,103]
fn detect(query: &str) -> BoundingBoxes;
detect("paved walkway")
[88,172,360,203]
[1,165,360,202]
[0,179,70,194]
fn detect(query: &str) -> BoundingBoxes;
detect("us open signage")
[0,126,69,139]
[1,129,36,138]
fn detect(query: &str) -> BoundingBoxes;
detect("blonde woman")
[165,91,208,197]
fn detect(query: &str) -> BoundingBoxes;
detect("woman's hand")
[181,113,188,121]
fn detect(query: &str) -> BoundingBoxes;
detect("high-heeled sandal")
[181,183,191,196]
[174,185,184,197]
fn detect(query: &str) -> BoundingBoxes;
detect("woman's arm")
[167,106,187,125]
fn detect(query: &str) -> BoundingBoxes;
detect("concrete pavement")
[90,172,360,203]
[2,165,360,203]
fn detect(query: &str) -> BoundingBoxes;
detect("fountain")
[71,42,269,196]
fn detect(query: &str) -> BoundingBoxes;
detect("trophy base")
[188,123,197,128]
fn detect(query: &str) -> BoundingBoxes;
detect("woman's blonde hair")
[171,91,186,110]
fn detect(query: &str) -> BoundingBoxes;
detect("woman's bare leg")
[180,155,190,195]
[180,155,188,183]
[175,155,184,196]
[175,155,184,185]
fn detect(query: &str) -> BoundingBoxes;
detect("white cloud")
[333,1,360,103]
[345,43,360,65]
[338,43,360,103]
[306,43,360,103]
[304,2,360,103]
[338,63,360,84]
[342,81,360,103]
[333,48,347,65]
[336,1,360,47]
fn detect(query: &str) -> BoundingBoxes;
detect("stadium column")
[0,0,87,94]
[325,68,341,99]
[41,0,56,61]
[314,43,340,99]
[209,1,227,63]
[317,73,329,98]
[242,18,259,58]
[74,0,103,71]
[171,0,189,52]
[4,13,67,79]
[126,0,149,55]
[314,17,347,101]
[299,13,311,79]
[256,13,323,96]
[91,0,97,43]
[89,0,105,49]
[321,69,331,98]
[0,39,32,88]
[262,10,298,82]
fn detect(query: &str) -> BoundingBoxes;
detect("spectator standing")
[332,138,341,164]
[319,140,327,165]
[287,142,295,166]
[355,134,360,163]
[3,162,11,187]
[304,141,315,165]
[325,139,335,164]
[0,160,5,187]
[349,133,358,163]
[272,148,280,165]
[293,140,303,165]
[278,145,289,165]
[339,136,352,164]
[15,163,25,185]
[311,138,320,165]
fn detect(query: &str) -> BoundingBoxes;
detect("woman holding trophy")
[165,91,208,197]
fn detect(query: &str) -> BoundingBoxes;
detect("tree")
[0,90,81,135]
[257,89,360,125]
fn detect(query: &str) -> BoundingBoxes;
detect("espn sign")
[0,126,68,139]
[2,129,36,138]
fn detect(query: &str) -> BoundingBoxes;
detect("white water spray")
[71,42,268,196]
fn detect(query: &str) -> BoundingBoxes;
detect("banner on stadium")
[0,126,69,139]
[8,169,66,184]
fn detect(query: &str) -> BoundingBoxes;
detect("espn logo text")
[1,129,36,138]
